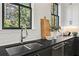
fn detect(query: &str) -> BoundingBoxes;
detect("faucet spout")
[21,26,28,43]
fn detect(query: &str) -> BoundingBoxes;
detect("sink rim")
[23,42,43,50]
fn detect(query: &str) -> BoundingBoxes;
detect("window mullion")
[19,5,20,28]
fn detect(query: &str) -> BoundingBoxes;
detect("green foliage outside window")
[20,7,30,28]
[3,3,32,29]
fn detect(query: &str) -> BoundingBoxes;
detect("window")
[51,3,59,31]
[2,3,32,29]
[20,6,31,28]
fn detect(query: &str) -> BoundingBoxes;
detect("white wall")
[34,3,51,30]
[0,3,51,46]
[61,3,67,26]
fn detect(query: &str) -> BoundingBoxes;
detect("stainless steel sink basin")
[6,45,30,56]
[6,42,43,56]
[24,42,43,50]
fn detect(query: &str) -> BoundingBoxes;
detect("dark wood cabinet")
[52,42,64,56]
[73,37,79,56]
[35,47,52,56]
[52,38,74,56]
[27,47,52,56]
[64,38,74,56]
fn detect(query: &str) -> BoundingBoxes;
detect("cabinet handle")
[64,42,69,44]
[52,43,64,50]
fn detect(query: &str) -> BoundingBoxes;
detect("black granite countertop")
[0,36,74,56]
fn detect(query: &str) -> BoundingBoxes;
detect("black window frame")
[2,3,32,29]
[51,3,59,30]
[51,3,58,16]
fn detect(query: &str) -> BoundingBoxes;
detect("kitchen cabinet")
[27,47,52,56]
[52,38,74,56]
[73,37,79,56]
[64,38,74,56]
[52,42,64,56]
[35,47,52,56]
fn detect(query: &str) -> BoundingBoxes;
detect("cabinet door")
[34,47,52,56]
[64,39,74,56]
[52,42,64,56]
[73,37,79,56]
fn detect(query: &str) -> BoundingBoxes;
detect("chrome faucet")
[21,26,28,43]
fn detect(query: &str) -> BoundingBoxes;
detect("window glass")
[51,4,54,14]
[4,4,19,28]
[20,7,31,28]
[3,3,32,29]
[51,3,59,31]
[53,4,58,15]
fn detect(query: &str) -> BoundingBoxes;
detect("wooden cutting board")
[40,17,51,39]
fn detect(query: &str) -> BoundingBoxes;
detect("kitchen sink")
[6,45,30,56]
[6,42,43,56]
[24,42,43,50]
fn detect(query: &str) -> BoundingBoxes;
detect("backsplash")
[0,29,41,46]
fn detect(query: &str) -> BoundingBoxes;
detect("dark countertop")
[0,36,74,56]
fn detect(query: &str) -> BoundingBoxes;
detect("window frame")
[51,3,58,16]
[51,3,59,31]
[2,3,32,29]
